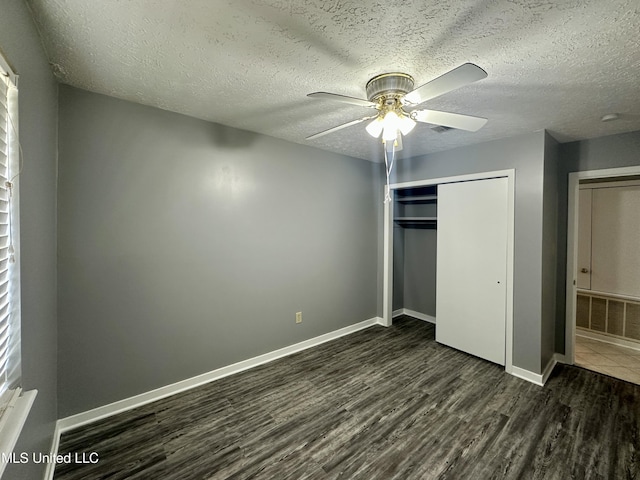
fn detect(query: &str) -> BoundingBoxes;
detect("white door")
[591,185,640,297]
[436,177,508,365]
[577,188,592,289]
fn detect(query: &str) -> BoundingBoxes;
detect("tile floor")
[575,334,640,384]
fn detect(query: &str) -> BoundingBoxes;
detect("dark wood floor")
[54,317,640,479]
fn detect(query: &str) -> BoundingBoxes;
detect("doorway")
[565,166,640,383]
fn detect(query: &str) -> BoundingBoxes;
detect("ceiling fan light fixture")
[379,110,415,140]
[381,111,400,141]
[398,114,416,135]
[365,117,384,138]
[383,110,400,127]
[382,126,397,142]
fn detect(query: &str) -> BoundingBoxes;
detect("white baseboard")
[510,353,561,387]
[392,308,436,324]
[56,316,384,436]
[554,353,568,365]
[542,354,562,384]
[510,366,544,386]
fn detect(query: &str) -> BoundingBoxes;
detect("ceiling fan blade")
[412,109,487,132]
[306,115,378,140]
[404,63,487,105]
[307,92,377,108]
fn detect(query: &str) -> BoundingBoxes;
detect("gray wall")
[402,228,437,317]
[391,131,547,373]
[392,224,438,319]
[555,130,640,352]
[541,132,559,368]
[392,226,404,311]
[399,202,438,317]
[57,86,379,417]
[0,0,59,478]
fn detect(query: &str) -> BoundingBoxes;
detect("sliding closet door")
[435,177,508,365]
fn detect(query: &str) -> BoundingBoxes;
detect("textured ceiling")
[26,0,640,161]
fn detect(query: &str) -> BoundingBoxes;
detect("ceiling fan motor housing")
[366,73,415,103]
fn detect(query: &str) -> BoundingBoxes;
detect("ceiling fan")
[306,63,488,144]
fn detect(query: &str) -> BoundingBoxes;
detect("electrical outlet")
[295,312,302,324]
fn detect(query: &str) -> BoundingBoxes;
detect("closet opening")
[391,185,438,325]
[382,170,515,374]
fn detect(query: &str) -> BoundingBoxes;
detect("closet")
[393,185,438,319]
[393,176,510,366]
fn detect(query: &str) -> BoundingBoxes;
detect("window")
[0,52,20,401]
[0,52,32,478]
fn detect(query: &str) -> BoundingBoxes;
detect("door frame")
[565,165,640,364]
[382,169,515,374]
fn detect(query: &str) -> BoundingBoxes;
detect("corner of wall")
[541,131,560,368]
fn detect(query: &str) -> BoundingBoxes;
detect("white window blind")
[0,55,20,399]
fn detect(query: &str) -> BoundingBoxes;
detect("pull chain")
[383,140,395,204]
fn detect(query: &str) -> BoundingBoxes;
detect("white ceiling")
[26,0,640,161]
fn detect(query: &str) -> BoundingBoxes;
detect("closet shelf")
[396,195,438,204]
[394,216,437,227]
